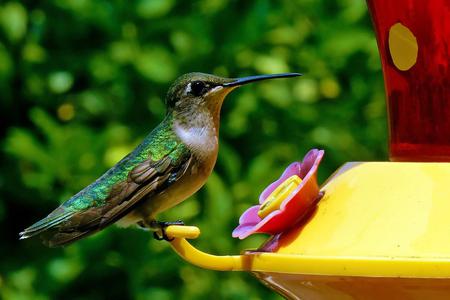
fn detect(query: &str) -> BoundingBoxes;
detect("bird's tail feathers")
[42,230,94,247]
[19,207,75,240]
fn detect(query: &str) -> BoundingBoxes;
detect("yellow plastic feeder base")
[167,162,450,299]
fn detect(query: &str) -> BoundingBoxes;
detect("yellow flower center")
[258,175,302,219]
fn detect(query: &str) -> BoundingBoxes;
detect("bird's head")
[165,72,301,120]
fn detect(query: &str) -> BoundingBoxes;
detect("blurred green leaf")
[0,43,13,78]
[48,71,74,94]
[0,2,27,42]
[134,47,177,83]
[136,0,174,19]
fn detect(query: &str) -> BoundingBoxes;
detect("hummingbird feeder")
[163,1,450,299]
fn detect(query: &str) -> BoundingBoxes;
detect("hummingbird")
[19,72,301,247]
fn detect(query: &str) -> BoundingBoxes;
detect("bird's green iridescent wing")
[94,141,193,228]
[20,117,192,246]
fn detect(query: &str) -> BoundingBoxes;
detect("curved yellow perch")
[165,224,450,278]
[167,225,248,271]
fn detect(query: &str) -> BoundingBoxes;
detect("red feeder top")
[368,0,450,161]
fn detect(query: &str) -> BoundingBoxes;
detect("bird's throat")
[173,110,219,160]
[172,87,230,160]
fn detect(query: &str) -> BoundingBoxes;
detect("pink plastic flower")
[232,149,324,239]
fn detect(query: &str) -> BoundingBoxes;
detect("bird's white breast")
[174,122,218,159]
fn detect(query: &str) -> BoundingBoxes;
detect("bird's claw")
[152,220,185,242]
[153,230,172,241]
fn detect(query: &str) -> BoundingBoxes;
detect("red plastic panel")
[367,0,450,161]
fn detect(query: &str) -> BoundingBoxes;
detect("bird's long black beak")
[222,73,302,87]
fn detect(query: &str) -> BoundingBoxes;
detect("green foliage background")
[0,0,387,299]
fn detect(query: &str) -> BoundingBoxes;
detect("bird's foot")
[151,220,185,242]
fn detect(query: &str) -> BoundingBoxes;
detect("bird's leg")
[152,220,185,241]
[139,219,185,241]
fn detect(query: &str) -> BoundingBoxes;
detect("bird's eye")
[190,81,207,96]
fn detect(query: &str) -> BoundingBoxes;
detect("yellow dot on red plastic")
[388,23,418,71]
